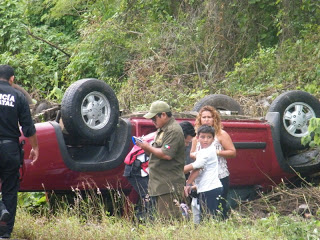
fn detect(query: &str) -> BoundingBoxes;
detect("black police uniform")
[0,80,36,235]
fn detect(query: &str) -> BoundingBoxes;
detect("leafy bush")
[221,30,320,98]
[302,118,320,148]
[0,0,26,53]
[65,18,132,92]
[18,192,47,214]
[119,68,209,112]
[1,0,320,108]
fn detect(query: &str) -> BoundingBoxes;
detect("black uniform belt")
[0,139,16,144]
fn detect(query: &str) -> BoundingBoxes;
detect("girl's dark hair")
[197,125,215,138]
[179,121,196,138]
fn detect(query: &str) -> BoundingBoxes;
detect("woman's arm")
[217,130,236,158]
[189,137,198,160]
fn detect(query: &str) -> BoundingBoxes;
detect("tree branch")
[26,28,71,58]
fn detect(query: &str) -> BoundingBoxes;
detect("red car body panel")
[19,122,130,191]
[19,116,293,193]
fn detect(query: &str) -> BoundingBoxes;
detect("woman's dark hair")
[179,121,196,138]
[0,65,14,81]
[197,125,215,138]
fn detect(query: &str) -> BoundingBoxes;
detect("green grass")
[12,206,320,240]
[12,185,320,239]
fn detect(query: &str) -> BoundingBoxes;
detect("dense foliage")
[302,117,320,148]
[1,0,319,110]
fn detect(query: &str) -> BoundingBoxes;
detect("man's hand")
[136,140,147,149]
[136,139,172,160]
[184,185,192,197]
[29,147,39,165]
[28,134,39,165]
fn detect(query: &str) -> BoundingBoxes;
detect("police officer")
[123,121,195,220]
[136,100,185,219]
[0,65,39,239]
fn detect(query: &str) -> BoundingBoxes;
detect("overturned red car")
[16,79,320,204]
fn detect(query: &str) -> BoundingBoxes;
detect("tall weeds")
[13,183,320,240]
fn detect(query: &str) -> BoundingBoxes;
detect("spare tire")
[268,90,320,151]
[193,94,243,114]
[61,78,119,141]
[13,84,33,104]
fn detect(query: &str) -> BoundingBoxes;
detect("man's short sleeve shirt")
[148,117,185,196]
[0,81,36,140]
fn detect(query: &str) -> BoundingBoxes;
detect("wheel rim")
[283,102,315,137]
[81,91,111,130]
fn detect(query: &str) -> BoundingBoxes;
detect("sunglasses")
[151,113,162,122]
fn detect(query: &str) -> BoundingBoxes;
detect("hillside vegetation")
[0,0,319,113]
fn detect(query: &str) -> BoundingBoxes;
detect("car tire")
[34,101,53,114]
[61,78,119,141]
[12,84,33,104]
[268,90,320,151]
[193,94,244,114]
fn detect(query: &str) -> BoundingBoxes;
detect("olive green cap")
[143,100,171,119]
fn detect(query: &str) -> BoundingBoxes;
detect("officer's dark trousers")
[0,141,20,235]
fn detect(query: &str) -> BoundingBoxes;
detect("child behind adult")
[184,125,223,219]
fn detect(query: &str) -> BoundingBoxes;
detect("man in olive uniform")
[0,65,39,239]
[136,100,185,219]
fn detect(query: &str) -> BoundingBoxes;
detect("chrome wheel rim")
[81,91,111,130]
[283,102,315,137]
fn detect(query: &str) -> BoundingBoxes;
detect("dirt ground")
[233,182,320,219]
